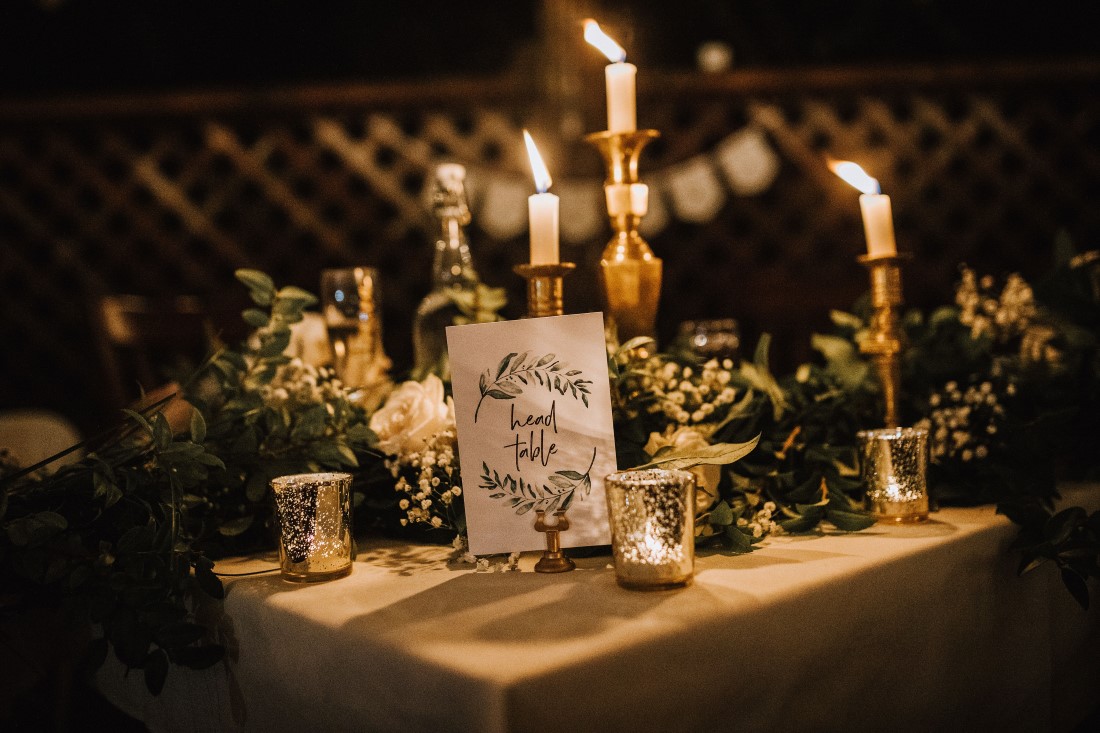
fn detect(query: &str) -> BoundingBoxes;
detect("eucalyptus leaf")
[633,435,760,471]
[241,308,270,328]
[1061,567,1090,610]
[1045,507,1086,545]
[217,516,255,537]
[721,525,754,553]
[190,409,207,444]
[779,514,823,534]
[826,509,876,532]
[709,501,735,527]
[235,269,275,306]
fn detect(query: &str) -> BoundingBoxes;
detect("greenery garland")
[3,241,1099,700]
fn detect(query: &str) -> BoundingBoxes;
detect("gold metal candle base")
[858,254,910,428]
[585,130,660,185]
[514,263,576,318]
[533,510,576,574]
[586,129,663,346]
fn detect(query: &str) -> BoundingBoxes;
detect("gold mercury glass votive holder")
[604,469,696,590]
[858,427,930,523]
[271,472,354,582]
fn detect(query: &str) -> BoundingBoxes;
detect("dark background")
[1,0,1098,434]
[1,0,1096,93]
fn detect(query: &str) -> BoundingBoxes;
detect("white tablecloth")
[98,485,1100,733]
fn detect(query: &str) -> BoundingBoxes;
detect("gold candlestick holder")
[858,253,910,428]
[585,129,663,347]
[513,263,576,318]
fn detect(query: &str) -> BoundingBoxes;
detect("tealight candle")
[858,428,929,522]
[584,19,637,134]
[830,160,897,258]
[604,469,696,590]
[522,130,559,265]
[271,472,354,581]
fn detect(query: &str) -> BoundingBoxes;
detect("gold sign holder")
[858,253,910,427]
[585,129,662,348]
[532,510,575,573]
[513,262,577,573]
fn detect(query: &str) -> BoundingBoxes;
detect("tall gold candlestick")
[586,129,662,347]
[858,253,909,428]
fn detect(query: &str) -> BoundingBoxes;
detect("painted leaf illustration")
[474,352,591,421]
[496,353,517,379]
[478,448,598,516]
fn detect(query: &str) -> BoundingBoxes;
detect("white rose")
[369,375,454,456]
[643,426,721,514]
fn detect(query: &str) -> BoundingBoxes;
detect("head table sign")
[446,312,617,556]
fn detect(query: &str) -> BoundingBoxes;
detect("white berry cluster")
[915,379,1012,464]
[640,357,740,434]
[737,500,781,539]
[451,535,521,572]
[956,266,1037,343]
[260,359,348,411]
[387,426,463,531]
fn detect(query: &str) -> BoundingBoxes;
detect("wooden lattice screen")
[1,62,1098,430]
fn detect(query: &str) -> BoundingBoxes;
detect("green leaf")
[235,269,275,306]
[245,471,270,503]
[826,509,876,532]
[1045,507,1086,545]
[291,405,328,441]
[6,511,68,546]
[615,337,655,358]
[721,525,754,553]
[121,408,153,436]
[311,441,358,467]
[257,330,292,358]
[117,524,156,554]
[144,648,169,696]
[633,435,760,471]
[709,501,735,527]
[1061,567,1090,610]
[780,514,823,534]
[217,516,254,537]
[276,285,319,306]
[241,308,270,328]
[485,389,516,401]
[189,408,207,444]
[829,310,864,331]
[194,562,225,600]
[152,413,172,450]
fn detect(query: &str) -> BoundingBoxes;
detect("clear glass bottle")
[412,163,479,380]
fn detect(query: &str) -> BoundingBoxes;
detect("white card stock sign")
[446,313,617,556]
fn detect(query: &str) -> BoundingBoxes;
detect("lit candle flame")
[523,130,552,193]
[584,19,627,63]
[829,160,881,195]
